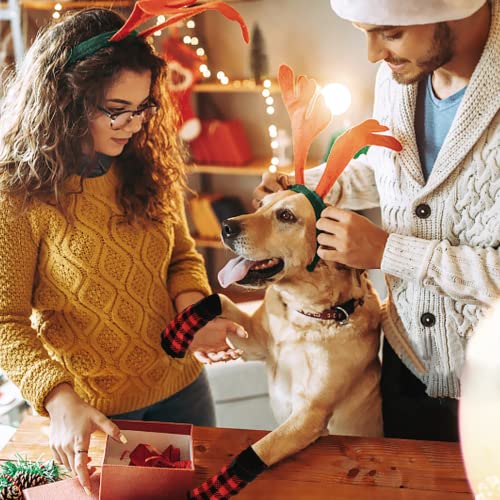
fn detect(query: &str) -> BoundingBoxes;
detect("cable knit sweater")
[305,1,500,399]
[0,164,211,416]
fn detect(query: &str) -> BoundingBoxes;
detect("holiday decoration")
[190,119,253,165]
[250,23,268,84]
[126,443,192,469]
[0,454,67,499]
[162,34,205,141]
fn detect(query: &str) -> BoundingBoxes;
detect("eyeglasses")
[97,103,158,130]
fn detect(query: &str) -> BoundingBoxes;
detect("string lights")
[52,2,62,20]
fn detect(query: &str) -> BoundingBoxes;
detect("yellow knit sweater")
[0,165,211,416]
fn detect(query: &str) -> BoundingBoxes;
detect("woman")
[0,8,243,494]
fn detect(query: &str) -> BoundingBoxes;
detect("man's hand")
[252,172,292,209]
[316,206,389,269]
[189,318,246,364]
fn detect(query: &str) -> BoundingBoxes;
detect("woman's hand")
[189,317,247,364]
[45,383,127,495]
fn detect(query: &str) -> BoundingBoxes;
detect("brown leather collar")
[297,298,364,324]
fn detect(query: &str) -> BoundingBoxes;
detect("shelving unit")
[193,79,279,94]
[21,1,132,9]
[189,157,287,176]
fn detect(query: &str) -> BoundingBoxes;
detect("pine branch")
[0,454,68,487]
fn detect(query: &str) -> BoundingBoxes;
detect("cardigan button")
[421,313,436,327]
[415,204,431,219]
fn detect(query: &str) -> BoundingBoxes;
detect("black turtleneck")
[78,152,115,178]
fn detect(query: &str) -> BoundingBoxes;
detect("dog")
[215,184,383,468]
[183,66,404,496]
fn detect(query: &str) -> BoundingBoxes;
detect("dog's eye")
[277,208,296,223]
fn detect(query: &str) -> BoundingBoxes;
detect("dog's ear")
[277,173,292,190]
[355,269,366,287]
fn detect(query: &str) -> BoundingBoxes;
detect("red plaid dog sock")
[188,446,267,499]
[161,294,222,358]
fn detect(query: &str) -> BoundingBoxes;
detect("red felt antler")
[110,0,249,43]
[278,64,402,198]
[278,64,331,185]
[314,119,402,199]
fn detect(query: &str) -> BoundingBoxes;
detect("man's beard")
[390,23,455,84]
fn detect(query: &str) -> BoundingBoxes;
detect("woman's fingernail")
[119,433,128,444]
[84,486,92,496]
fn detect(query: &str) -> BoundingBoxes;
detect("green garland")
[0,454,68,498]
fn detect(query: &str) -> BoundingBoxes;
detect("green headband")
[67,29,139,67]
[288,184,326,272]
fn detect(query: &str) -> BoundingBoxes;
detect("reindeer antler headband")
[67,0,249,67]
[277,64,402,271]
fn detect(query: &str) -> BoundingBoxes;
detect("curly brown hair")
[0,8,186,223]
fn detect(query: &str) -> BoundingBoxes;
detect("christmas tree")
[250,24,268,84]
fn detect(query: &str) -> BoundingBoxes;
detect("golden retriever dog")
[217,187,383,470]
[207,65,407,472]
[185,66,406,497]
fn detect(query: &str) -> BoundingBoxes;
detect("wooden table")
[0,415,473,499]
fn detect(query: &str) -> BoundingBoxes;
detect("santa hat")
[330,0,487,26]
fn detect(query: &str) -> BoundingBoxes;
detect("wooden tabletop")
[0,415,473,499]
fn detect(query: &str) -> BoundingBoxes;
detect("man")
[255,0,499,441]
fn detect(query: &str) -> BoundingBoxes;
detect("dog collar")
[288,184,326,272]
[297,298,364,324]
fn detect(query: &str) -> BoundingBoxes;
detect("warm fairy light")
[271,157,279,166]
[191,37,199,45]
[265,96,274,105]
[261,89,270,98]
[54,3,62,11]
[321,83,352,116]
[263,79,272,88]
[216,71,225,80]
[269,125,278,138]
[268,165,278,173]
[221,76,229,85]
[183,35,192,44]
[271,140,279,149]
[196,48,205,57]
[199,64,208,72]
[186,20,196,29]
[266,106,275,115]
[154,16,166,37]
[52,11,60,19]
[203,69,211,78]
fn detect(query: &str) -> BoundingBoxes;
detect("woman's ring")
[76,450,88,453]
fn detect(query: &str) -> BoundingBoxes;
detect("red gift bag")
[190,119,253,165]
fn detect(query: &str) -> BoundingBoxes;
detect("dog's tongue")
[218,256,254,288]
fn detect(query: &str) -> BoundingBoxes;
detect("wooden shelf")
[193,79,280,94]
[21,1,133,9]
[189,158,280,176]
[188,157,322,176]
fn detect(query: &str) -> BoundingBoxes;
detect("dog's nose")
[221,219,242,240]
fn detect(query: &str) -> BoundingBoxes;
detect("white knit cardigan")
[305,1,500,398]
